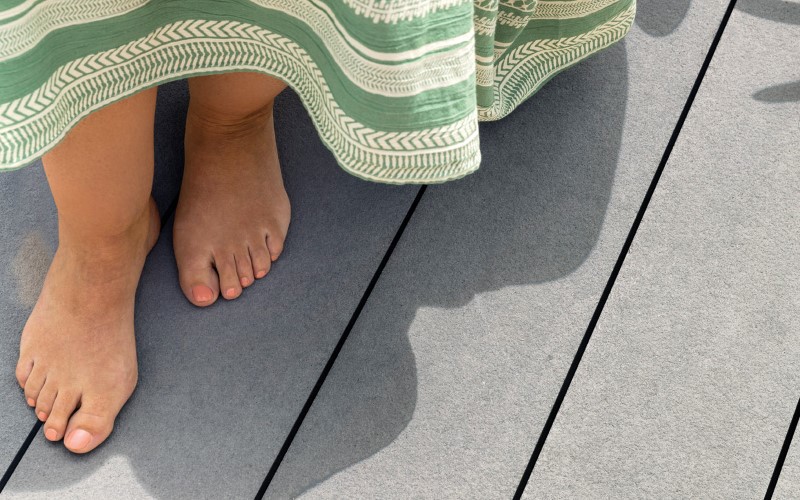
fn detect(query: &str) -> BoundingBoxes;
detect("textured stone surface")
[526,4,800,498]
[266,1,731,497]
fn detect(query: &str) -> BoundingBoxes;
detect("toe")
[63,398,120,454]
[214,254,242,300]
[44,390,80,441]
[249,243,271,279]
[23,365,47,407]
[177,256,220,307]
[235,250,254,288]
[15,357,33,389]
[35,380,58,421]
[266,229,285,262]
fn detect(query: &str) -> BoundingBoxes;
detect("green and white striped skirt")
[0,0,635,184]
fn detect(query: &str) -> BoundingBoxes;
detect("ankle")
[57,198,154,261]
[186,99,274,140]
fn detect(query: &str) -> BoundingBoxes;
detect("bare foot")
[16,197,160,453]
[173,100,290,306]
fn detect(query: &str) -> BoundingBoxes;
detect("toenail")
[66,429,92,450]
[38,411,47,421]
[256,270,266,279]
[45,428,58,441]
[240,277,250,286]
[192,285,213,303]
[27,398,35,406]
[226,287,236,297]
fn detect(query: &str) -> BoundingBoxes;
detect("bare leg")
[174,71,290,306]
[16,87,160,453]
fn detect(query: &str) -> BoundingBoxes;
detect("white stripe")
[1,0,473,65]
[342,0,471,23]
[0,0,38,21]
[246,0,477,95]
[531,0,618,20]
[1,0,476,96]
[262,0,475,62]
[0,17,480,162]
[0,0,150,61]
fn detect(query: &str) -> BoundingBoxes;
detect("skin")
[16,71,291,453]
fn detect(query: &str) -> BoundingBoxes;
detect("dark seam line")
[512,0,739,497]
[160,194,180,228]
[0,420,42,493]
[765,397,800,499]
[254,185,427,499]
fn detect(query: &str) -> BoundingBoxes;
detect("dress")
[0,0,635,184]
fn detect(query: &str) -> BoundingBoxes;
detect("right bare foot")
[16,197,160,453]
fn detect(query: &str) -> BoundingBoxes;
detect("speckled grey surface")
[0,81,186,474]
[775,422,799,499]
[2,87,417,498]
[0,163,57,473]
[265,1,732,498]
[526,5,800,499]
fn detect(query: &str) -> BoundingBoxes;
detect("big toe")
[177,260,220,307]
[63,403,118,454]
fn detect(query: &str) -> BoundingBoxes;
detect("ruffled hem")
[0,0,634,184]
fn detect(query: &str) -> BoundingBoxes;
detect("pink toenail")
[256,270,266,279]
[38,411,47,421]
[226,288,236,297]
[27,398,35,407]
[45,428,58,441]
[192,285,213,303]
[66,429,92,450]
[240,277,250,286]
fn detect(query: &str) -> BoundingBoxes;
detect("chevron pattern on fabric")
[479,2,635,119]
[532,0,619,20]
[342,0,471,23]
[0,0,633,184]
[0,0,148,61]
[0,18,480,183]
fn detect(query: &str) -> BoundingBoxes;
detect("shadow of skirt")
[0,0,634,184]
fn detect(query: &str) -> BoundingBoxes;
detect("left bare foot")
[173,100,291,306]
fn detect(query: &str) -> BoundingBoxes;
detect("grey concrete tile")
[526,5,800,499]
[265,1,731,498]
[2,89,417,498]
[776,421,800,499]
[0,80,187,473]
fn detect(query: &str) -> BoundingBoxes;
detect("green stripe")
[0,1,476,131]
[0,0,634,184]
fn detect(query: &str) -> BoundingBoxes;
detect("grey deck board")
[0,81,186,473]
[2,89,417,498]
[0,163,57,471]
[776,422,800,499]
[525,5,800,499]
[265,1,730,497]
